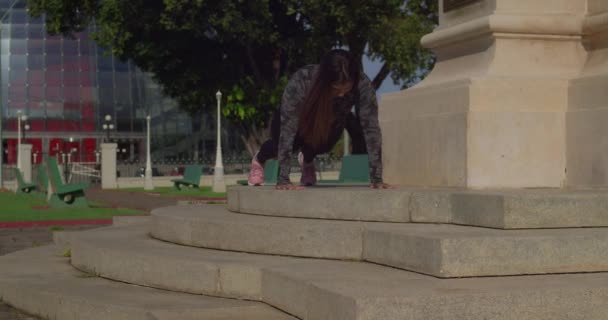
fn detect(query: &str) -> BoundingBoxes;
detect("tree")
[28,0,438,155]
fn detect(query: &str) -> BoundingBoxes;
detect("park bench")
[47,157,89,207]
[171,165,204,190]
[336,154,370,183]
[319,154,370,184]
[38,163,51,197]
[238,156,369,185]
[37,164,49,194]
[238,159,279,185]
[262,159,279,185]
[13,167,38,194]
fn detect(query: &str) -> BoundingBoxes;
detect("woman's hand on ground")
[369,182,397,189]
[275,183,306,190]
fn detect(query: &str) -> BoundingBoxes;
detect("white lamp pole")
[24,123,30,140]
[68,137,74,164]
[343,131,350,156]
[17,110,21,169]
[213,90,226,192]
[144,115,154,190]
[17,110,26,170]
[102,114,114,143]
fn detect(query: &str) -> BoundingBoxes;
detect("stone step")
[0,245,295,320]
[151,205,608,277]
[66,225,608,320]
[228,185,608,229]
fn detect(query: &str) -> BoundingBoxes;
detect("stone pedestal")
[380,0,608,188]
[101,143,117,189]
[18,144,32,183]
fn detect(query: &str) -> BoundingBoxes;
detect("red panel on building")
[48,138,64,159]
[5,139,17,165]
[83,138,97,162]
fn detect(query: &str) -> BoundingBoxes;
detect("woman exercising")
[248,49,392,190]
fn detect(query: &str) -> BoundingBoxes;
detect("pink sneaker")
[298,152,317,186]
[248,153,264,186]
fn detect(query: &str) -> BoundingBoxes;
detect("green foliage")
[224,75,288,128]
[27,0,438,145]
[27,0,99,36]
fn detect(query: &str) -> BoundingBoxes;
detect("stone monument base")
[380,0,608,188]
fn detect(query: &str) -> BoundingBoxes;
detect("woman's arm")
[356,75,384,184]
[276,68,309,185]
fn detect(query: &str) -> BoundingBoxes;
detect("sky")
[362,57,404,100]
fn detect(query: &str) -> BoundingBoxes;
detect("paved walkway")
[0,225,102,319]
[0,188,180,319]
[85,188,179,212]
[0,303,38,320]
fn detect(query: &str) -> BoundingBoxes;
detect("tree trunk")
[238,122,270,157]
[372,62,391,90]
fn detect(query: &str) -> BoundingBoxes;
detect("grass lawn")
[0,191,145,222]
[117,186,227,198]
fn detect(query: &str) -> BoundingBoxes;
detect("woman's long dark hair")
[298,49,360,148]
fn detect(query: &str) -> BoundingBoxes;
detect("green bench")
[37,164,49,194]
[47,157,89,207]
[238,159,279,185]
[319,154,370,184]
[238,155,369,185]
[171,165,203,190]
[13,167,38,194]
[262,159,279,185]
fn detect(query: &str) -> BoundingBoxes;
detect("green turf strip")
[0,192,145,222]
[116,186,226,198]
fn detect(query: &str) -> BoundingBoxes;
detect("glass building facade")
[0,0,244,168]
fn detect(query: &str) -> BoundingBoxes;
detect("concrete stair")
[229,186,608,229]
[1,185,608,319]
[151,204,608,278]
[66,224,608,320]
[0,245,294,320]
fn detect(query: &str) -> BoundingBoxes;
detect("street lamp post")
[23,123,30,141]
[212,91,226,192]
[144,115,154,190]
[68,137,74,164]
[17,110,27,169]
[61,151,68,182]
[102,114,114,143]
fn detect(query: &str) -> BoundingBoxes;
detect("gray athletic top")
[277,64,383,185]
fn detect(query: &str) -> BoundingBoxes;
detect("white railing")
[68,162,101,183]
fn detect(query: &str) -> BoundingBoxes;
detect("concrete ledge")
[229,185,410,222]
[70,224,300,300]
[262,263,608,320]
[364,223,608,277]
[229,186,608,229]
[450,190,608,228]
[151,205,365,259]
[0,245,295,320]
[422,14,584,49]
[151,205,608,277]
[63,226,608,320]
